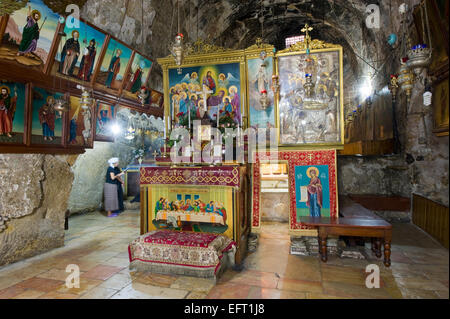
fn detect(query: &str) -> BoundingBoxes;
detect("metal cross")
[301,24,313,40]
[196,84,213,111]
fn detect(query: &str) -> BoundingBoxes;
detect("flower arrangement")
[133,147,146,160]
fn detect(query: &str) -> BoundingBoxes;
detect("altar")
[139,165,251,265]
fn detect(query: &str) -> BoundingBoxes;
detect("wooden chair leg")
[318,236,322,256]
[375,238,382,258]
[320,236,328,262]
[383,240,391,267]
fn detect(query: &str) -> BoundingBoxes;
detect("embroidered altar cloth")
[128,230,236,277]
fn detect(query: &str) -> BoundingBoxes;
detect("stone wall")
[260,192,290,223]
[337,155,411,198]
[67,141,135,214]
[0,155,74,266]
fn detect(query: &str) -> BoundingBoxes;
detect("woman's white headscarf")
[108,157,119,168]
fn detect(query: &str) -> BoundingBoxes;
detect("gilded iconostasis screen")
[277,48,343,147]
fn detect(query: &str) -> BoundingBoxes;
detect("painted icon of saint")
[38,96,56,141]
[105,49,122,88]
[60,30,81,76]
[78,39,97,81]
[0,86,17,138]
[202,71,216,94]
[306,167,322,217]
[17,6,41,56]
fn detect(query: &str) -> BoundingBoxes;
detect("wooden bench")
[299,216,392,267]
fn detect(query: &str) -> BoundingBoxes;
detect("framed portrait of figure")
[276,42,344,149]
[0,0,60,74]
[52,18,107,86]
[157,42,246,136]
[121,51,153,106]
[30,86,66,146]
[245,42,277,142]
[95,37,133,94]
[0,80,28,145]
[66,95,95,148]
[94,101,116,142]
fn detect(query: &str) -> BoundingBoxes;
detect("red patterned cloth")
[143,231,218,248]
[129,230,236,276]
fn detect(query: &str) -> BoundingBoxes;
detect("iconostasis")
[158,37,344,236]
[0,0,163,154]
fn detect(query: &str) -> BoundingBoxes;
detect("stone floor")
[0,209,448,299]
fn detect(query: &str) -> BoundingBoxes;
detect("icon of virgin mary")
[306,167,322,217]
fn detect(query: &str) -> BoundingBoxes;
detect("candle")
[164,117,167,140]
[216,107,220,128]
[188,104,191,129]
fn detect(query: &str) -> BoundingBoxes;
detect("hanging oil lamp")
[389,74,399,102]
[406,2,432,78]
[78,85,93,110]
[53,93,70,118]
[260,90,270,109]
[304,73,315,98]
[397,57,414,102]
[169,0,185,71]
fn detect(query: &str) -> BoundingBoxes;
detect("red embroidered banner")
[140,166,240,187]
[252,150,338,230]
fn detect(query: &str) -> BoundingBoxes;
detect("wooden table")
[299,217,393,267]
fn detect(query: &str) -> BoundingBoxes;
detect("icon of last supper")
[148,185,233,238]
[168,63,243,130]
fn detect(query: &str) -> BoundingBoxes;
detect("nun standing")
[104,157,125,217]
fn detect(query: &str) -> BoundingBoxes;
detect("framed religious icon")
[432,75,449,136]
[0,80,27,145]
[150,89,164,108]
[121,51,153,105]
[276,40,344,148]
[94,101,116,142]
[245,41,277,141]
[158,41,246,137]
[146,185,234,240]
[251,149,338,235]
[52,17,107,85]
[66,95,94,148]
[412,0,449,76]
[30,86,66,145]
[0,0,60,73]
[95,37,133,94]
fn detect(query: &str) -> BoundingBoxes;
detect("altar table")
[140,165,250,265]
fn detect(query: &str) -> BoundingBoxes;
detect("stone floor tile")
[98,273,133,290]
[112,282,189,299]
[170,276,216,293]
[277,278,323,294]
[80,287,119,299]
[13,289,47,299]
[83,265,123,281]
[15,277,65,292]
[56,277,103,295]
